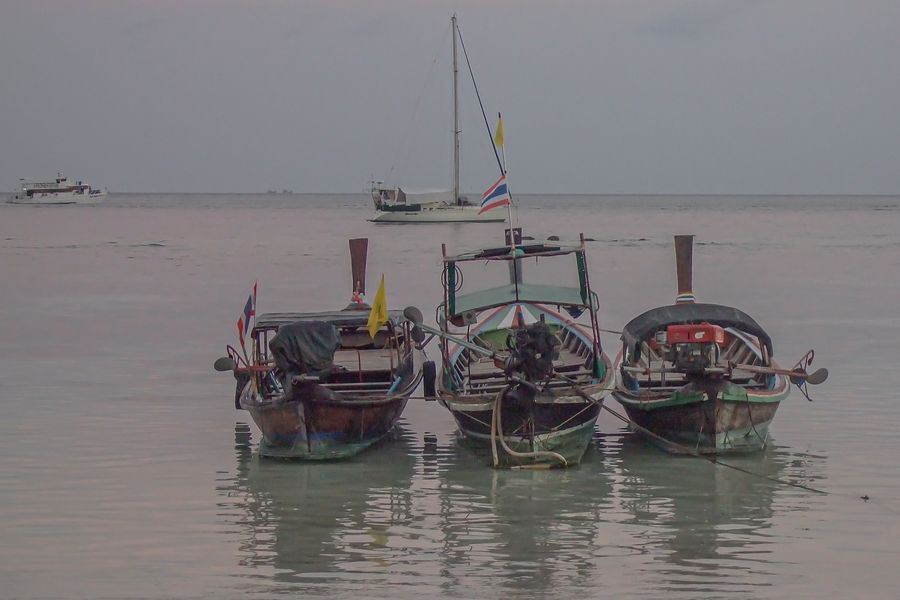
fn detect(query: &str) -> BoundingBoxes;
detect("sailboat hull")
[370,206,506,223]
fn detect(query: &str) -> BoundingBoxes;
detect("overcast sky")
[1,0,898,194]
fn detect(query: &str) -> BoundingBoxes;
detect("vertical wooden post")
[349,238,368,296]
[674,235,695,304]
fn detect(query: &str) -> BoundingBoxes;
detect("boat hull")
[241,383,410,460]
[613,385,787,454]
[370,206,505,223]
[9,190,106,205]
[441,391,605,468]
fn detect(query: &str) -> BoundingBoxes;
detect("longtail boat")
[406,230,613,469]
[612,235,827,454]
[215,239,424,459]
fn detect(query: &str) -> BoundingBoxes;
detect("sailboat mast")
[452,14,460,206]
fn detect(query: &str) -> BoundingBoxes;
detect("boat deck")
[452,328,597,395]
[333,349,397,373]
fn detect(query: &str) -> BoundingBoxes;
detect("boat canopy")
[444,240,592,317]
[254,310,405,331]
[452,283,588,316]
[445,240,583,263]
[621,303,773,357]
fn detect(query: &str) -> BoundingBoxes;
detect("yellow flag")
[494,114,504,147]
[367,274,388,339]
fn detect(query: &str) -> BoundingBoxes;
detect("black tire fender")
[423,361,437,399]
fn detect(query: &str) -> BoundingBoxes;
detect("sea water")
[1,194,898,598]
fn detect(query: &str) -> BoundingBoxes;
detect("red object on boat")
[666,323,726,345]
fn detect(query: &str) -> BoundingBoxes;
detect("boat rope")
[603,400,829,495]
[455,24,504,176]
[553,372,830,496]
[745,399,769,448]
[491,388,568,468]
[419,383,894,511]
[454,405,492,430]
[549,393,605,432]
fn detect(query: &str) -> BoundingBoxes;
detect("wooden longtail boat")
[612,235,827,454]
[215,239,424,460]
[410,230,613,469]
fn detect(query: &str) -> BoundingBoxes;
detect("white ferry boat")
[10,173,107,205]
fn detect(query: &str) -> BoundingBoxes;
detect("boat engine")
[659,323,726,375]
[503,321,561,383]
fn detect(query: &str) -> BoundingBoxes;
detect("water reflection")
[607,432,827,595]
[218,421,417,588]
[414,433,621,596]
[218,423,826,596]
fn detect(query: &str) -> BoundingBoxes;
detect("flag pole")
[497,113,514,252]
[501,127,518,232]
[249,280,257,365]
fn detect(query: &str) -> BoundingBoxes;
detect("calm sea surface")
[1,194,899,599]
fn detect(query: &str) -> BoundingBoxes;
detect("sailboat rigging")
[369,15,508,224]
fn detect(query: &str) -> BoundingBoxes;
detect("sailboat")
[369,15,507,224]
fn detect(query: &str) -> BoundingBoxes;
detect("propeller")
[214,356,236,372]
[403,306,424,325]
[804,367,829,385]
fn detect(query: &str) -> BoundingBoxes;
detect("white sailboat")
[370,15,507,224]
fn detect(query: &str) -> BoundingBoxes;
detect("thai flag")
[236,281,257,351]
[479,174,511,214]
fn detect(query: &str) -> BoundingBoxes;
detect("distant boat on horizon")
[9,172,106,205]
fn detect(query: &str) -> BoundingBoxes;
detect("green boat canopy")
[445,241,582,263]
[452,283,588,316]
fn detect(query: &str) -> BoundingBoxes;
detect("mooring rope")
[419,376,892,510]
[491,388,568,468]
[552,372,832,496]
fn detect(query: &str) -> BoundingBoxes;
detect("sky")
[1,0,898,194]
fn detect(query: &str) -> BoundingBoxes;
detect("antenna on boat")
[495,112,517,233]
[674,235,696,304]
[451,14,460,205]
[348,238,369,309]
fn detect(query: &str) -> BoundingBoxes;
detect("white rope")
[490,388,568,468]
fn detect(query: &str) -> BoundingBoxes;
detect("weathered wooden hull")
[245,393,410,460]
[613,382,788,454]
[441,391,605,468]
[237,366,418,460]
